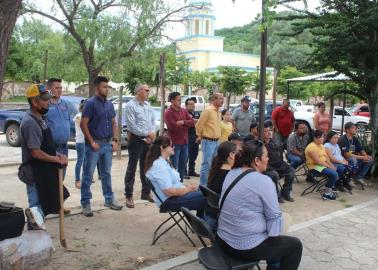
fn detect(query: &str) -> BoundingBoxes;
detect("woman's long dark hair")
[145,136,171,173]
[208,141,237,185]
[233,140,264,169]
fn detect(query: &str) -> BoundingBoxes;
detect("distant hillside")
[215,12,314,70]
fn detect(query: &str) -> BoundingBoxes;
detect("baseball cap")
[241,96,251,102]
[228,132,243,141]
[26,84,52,101]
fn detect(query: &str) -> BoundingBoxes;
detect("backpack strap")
[218,168,254,220]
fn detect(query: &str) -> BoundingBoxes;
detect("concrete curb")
[141,197,378,270]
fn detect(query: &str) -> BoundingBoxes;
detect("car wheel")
[6,123,21,147]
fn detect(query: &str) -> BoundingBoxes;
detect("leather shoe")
[189,172,200,177]
[183,175,190,180]
[141,193,154,203]
[125,197,135,208]
[64,208,71,215]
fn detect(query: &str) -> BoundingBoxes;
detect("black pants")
[124,136,150,198]
[217,235,302,270]
[187,140,199,174]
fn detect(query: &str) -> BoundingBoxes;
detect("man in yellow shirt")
[195,93,224,185]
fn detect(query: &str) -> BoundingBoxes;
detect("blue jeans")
[200,139,218,186]
[171,144,188,181]
[355,159,373,179]
[321,168,338,188]
[75,143,85,182]
[160,191,206,218]
[26,183,44,218]
[287,154,303,169]
[81,142,114,206]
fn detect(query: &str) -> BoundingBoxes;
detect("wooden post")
[258,0,268,140]
[117,86,123,159]
[272,69,278,109]
[159,53,166,136]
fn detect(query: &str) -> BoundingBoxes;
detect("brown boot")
[141,193,154,203]
[125,197,135,208]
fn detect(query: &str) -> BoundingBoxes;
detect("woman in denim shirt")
[217,140,302,270]
[145,136,205,217]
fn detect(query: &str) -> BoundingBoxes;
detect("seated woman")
[145,136,206,217]
[205,141,237,229]
[324,131,355,192]
[217,140,302,270]
[305,130,339,200]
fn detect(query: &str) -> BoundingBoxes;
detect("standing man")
[80,76,122,217]
[232,96,255,139]
[45,78,72,165]
[287,122,310,169]
[164,92,194,181]
[339,122,373,186]
[271,99,295,149]
[124,84,155,208]
[196,93,224,185]
[20,84,68,229]
[185,97,200,177]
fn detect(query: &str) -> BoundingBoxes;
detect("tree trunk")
[0,0,22,101]
[368,83,378,177]
[87,70,100,97]
[226,93,231,110]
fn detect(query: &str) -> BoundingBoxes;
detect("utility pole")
[258,0,268,140]
[159,53,166,136]
[43,50,48,83]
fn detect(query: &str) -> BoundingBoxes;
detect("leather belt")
[202,137,219,141]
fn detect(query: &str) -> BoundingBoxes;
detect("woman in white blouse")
[145,136,205,217]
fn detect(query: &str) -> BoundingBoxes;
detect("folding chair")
[145,177,196,246]
[181,207,261,270]
[294,162,309,183]
[199,185,220,209]
[300,168,329,196]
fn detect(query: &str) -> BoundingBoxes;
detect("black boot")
[335,181,346,192]
[281,188,295,202]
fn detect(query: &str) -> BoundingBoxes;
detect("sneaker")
[104,201,123,210]
[82,204,93,217]
[25,207,46,230]
[322,192,336,201]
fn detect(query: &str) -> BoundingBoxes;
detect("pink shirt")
[314,112,331,133]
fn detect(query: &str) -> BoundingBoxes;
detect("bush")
[148,96,160,106]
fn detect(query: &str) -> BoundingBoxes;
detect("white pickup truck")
[180,95,206,112]
[290,99,314,113]
[294,106,369,131]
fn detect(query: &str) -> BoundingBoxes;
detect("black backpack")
[0,202,25,241]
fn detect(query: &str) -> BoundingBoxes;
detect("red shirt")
[164,106,194,145]
[271,106,294,137]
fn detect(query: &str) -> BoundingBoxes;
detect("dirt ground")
[1,153,378,269]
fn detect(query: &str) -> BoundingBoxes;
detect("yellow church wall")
[208,52,260,69]
[176,37,223,52]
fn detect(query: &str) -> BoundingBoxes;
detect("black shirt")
[188,110,200,141]
[265,139,290,172]
[206,169,229,218]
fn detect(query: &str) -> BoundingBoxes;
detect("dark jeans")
[217,235,302,270]
[265,166,295,197]
[188,140,199,174]
[124,136,150,198]
[171,144,188,181]
[160,191,206,218]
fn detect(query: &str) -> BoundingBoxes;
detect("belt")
[94,138,112,143]
[202,137,219,141]
[55,143,67,148]
[129,132,146,140]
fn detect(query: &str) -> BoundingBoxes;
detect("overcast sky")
[28,0,320,40]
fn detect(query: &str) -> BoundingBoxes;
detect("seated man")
[287,122,310,169]
[263,123,295,202]
[339,122,373,186]
[228,132,244,151]
[244,122,259,142]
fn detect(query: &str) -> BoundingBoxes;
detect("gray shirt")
[20,110,49,166]
[217,168,283,250]
[124,98,155,137]
[287,133,310,155]
[232,108,255,137]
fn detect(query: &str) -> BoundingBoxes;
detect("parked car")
[0,96,83,147]
[294,106,369,131]
[290,99,314,112]
[350,103,370,118]
[230,100,283,121]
